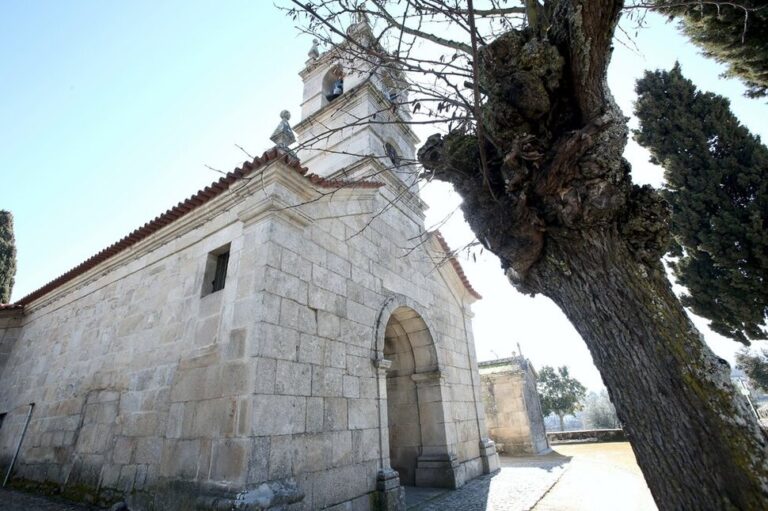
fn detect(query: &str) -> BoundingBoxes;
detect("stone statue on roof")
[270,110,296,151]
[308,39,320,60]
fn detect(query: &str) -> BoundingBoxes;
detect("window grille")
[211,251,229,292]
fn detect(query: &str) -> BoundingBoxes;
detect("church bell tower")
[292,18,420,196]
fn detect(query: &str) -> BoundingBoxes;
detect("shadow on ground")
[406,452,571,511]
[0,488,105,511]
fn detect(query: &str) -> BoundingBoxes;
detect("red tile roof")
[2,149,482,308]
[9,149,382,308]
[432,231,482,300]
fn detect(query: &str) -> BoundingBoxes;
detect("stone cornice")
[427,233,481,303]
[237,163,316,229]
[325,156,426,223]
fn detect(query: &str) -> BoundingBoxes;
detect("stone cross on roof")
[347,2,372,40]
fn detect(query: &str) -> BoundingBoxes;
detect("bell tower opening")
[322,65,345,104]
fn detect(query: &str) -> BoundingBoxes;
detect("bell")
[326,79,344,102]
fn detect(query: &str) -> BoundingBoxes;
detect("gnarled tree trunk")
[418,0,768,508]
[535,230,767,509]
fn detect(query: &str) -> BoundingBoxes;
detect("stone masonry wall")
[0,160,489,510]
[252,181,488,507]
[0,312,22,374]
[479,358,549,456]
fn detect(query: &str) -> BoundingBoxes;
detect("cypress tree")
[0,210,16,304]
[634,64,768,344]
[736,348,768,391]
[657,1,768,98]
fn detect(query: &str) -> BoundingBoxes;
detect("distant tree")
[0,210,16,303]
[634,64,768,344]
[537,366,586,431]
[582,389,620,429]
[656,1,768,98]
[736,349,768,392]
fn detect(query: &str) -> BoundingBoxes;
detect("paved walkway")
[408,443,655,511]
[408,453,569,510]
[0,443,655,510]
[533,443,656,511]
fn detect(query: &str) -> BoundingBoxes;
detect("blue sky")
[2,3,766,389]
[1,1,306,300]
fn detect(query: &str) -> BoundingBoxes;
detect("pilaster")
[411,371,463,489]
[376,468,405,511]
[479,438,500,474]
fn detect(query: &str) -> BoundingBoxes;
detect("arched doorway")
[383,306,456,488]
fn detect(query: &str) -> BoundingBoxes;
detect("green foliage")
[657,1,768,98]
[634,64,768,344]
[736,348,768,392]
[537,365,586,427]
[581,389,620,429]
[0,210,16,304]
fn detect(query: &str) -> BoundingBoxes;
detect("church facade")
[0,24,498,511]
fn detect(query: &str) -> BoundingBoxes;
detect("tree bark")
[558,414,565,432]
[417,0,768,508]
[531,229,768,509]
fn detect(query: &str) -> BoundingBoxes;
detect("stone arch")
[372,296,459,488]
[322,64,344,104]
[372,295,442,370]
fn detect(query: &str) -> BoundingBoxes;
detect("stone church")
[0,20,498,511]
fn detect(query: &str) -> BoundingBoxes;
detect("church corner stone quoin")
[0,30,499,511]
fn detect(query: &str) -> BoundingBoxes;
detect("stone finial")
[270,110,296,150]
[347,2,372,40]
[308,39,320,60]
[355,2,368,23]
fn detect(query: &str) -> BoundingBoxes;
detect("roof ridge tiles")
[10,149,385,307]
[432,231,482,300]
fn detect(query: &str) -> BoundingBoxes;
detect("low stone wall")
[546,429,626,444]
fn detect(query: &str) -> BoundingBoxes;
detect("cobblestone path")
[0,456,568,511]
[409,443,655,511]
[408,454,570,511]
[0,444,653,511]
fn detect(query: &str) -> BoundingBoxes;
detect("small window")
[0,413,6,430]
[212,252,229,292]
[202,244,231,296]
